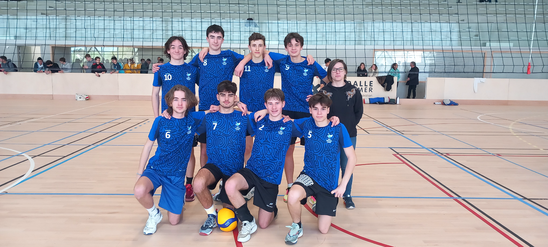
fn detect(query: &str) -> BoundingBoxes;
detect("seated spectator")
[357,62,368,77]
[159,58,164,63]
[45,60,61,74]
[146,59,152,72]
[140,58,149,74]
[82,54,93,73]
[0,56,18,74]
[59,57,72,73]
[368,64,379,77]
[133,59,141,73]
[91,56,107,77]
[34,57,45,73]
[110,56,122,74]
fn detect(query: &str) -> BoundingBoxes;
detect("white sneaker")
[237,218,257,243]
[143,210,163,235]
[243,187,255,201]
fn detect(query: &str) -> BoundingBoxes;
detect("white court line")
[0,146,35,193]
[477,112,547,133]
[0,101,115,130]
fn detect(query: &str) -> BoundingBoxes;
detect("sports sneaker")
[199,214,217,236]
[283,187,290,203]
[143,210,163,235]
[344,197,355,210]
[284,223,303,245]
[243,187,255,201]
[237,218,257,243]
[185,184,195,202]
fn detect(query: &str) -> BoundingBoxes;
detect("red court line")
[232,227,243,247]
[356,162,402,166]
[393,154,524,247]
[303,204,392,247]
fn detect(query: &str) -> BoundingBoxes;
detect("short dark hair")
[284,32,304,48]
[308,93,332,108]
[410,61,416,67]
[165,85,198,117]
[159,58,164,63]
[327,59,348,82]
[217,80,237,94]
[85,54,91,58]
[146,59,151,62]
[324,58,331,64]
[248,32,265,46]
[45,60,53,66]
[264,88,285,103]
[111,56,117,61]
[206,24,224,38]
[164,36,190,60]
[37,57,43,61]
[94,56,101,60]
[59,57,66,62]
[0,56,7,62]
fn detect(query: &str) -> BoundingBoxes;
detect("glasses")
[332,68,345,73]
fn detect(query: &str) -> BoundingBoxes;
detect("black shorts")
[282,110,310,145]
[293,172,339,216]
[198,132,207,144]
[237,168,279,212]
[192,134,199,147]
[201,163,231,205]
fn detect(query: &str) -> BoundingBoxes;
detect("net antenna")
[527,0,540,74]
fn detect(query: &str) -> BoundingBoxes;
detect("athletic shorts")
[237,168,278,212]
[293,172,338,216]
[142,169,185,215]
[201,163,232,205]
[282,110,310,145]
[198,132,207,144]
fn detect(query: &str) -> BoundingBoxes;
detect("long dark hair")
[391,63,398,70]
[165,85,198,117]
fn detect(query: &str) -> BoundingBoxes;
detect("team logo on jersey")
[186,72,191,80]
[326,133,333,143]
[278,127,285,135]
[222,57,228,65]
[235,122,241,131]
[285,64,290,70]
[203,59,208,66]
[187,126,192,134]
[264,66,269,72]
[303,68,309,76]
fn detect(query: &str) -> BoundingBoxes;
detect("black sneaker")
[344,197,355,210]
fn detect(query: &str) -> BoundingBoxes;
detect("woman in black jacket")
[321,59,363,210]
[356,62,367,77]
[406,61,419,98]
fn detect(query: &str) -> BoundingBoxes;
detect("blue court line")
[2,192,526,200]
[375,120,548,217]
[0,110,111,142]
[16,132,128,186]
[0,130,148,134]
[0,117,122,163]
[0,143,148,147]
[392,113,548,179]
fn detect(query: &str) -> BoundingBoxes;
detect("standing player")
[258,32,329,202]
[133,85,205,235]
[321,59,363,209]
[193,80,252,236]
[152,36,200,202]
[284,93,356,245]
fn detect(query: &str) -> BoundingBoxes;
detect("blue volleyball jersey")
[195,111,252,176]
[239,60,278,112]
[246,112,302,185]
[146,112,205,177]
[270,53,327,113]
[295,118,353,191]
[152,62,199,112]
[189,50,244,110]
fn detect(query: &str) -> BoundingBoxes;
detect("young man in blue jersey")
[284,93,356,245]
[246,32,329,203]
[134,85,205,235]
[152,36,200,203]
[193,80,253,236]
[224,89,301,243]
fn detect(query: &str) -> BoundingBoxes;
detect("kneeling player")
[133,85,205,235]
[284,93,356,245]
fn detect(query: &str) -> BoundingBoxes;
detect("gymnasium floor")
[0,99,547,247]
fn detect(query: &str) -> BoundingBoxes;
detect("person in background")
[368,64,379,77]
[140,58,149,74]
[385,63,400,91]
[322,58,331,71]
[356,62,367,77]
[82,54,93,73]
[59,57,72,73]
[110,56,122,74]
[34,57,45,73]
[44,60,61,74]
[0,56,18,74]
[406,61,419,99]
[146,59,152,73]
[91,56,107,77]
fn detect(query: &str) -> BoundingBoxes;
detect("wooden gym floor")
[0,99,547,247]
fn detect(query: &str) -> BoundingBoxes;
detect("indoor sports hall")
[1,0,547,246]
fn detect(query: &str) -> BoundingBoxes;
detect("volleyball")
[217,208,237,232]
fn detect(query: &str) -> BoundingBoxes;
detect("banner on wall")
[346,76,397,99]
